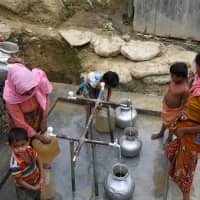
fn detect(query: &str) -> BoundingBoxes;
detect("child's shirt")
[78,72,103,97]
[85,72,103,88]
[10,146,40,189]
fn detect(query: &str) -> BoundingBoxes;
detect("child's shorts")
[16,187,41,200]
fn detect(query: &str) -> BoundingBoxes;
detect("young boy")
[76,71,119,101]
[151,62,189,140]
[8,128,45,200]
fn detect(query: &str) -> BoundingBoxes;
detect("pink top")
[3,63,52,137]
[6,96,50,137]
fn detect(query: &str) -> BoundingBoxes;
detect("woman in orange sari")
[166,53,200,200]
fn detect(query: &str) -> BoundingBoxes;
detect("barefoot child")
[151,62,189,140]
[8,128,45,200]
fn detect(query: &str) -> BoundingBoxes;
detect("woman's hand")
[8,56,24,64]
[32,184,41,191]
[39,134,51,144]
[175,127,187,138]
[35,133,51,144]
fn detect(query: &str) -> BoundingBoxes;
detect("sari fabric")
[166,95,200,193]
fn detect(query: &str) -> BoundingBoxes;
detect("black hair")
[8,128,28,144]
[102,71,119,88]
[170,62,188,78]
[195,52,200,67]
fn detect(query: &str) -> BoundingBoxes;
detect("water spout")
[109,139,121,161]
[67,91,77,99]
[109,139,120,149]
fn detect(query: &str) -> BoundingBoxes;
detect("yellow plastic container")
[95,107,115,134]
[40,169,55,200]
[32,127,60,163]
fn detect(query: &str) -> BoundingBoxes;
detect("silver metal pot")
[0,42,19,84]
[0,41,19,54]
[115,99,137,129]
[104,163,135,200]
[0,52,10,84]
[119,127,142,157]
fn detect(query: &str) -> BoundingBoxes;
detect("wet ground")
[47,100,200,200]
[1,85,200,200]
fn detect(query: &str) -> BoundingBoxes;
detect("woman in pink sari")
[3,63,52,144]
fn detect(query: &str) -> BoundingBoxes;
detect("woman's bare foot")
[151,132,164,140]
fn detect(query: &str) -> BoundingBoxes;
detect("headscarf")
[190,73,200,96]
[3,63,52,110]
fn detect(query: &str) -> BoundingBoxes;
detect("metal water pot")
[0,42,19,85]
[104,163,135,200]
[115,100,137,129]
[0,52,9,85]
[119,127,142,157]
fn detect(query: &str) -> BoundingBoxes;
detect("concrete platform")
[1,83,200,200]
[50,82,163,116]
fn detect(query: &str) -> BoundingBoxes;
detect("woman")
[166,53,200,200]
[3,63,52,144]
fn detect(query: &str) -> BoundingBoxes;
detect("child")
[76,71,119,101]
[151,62,189,140]
[8,128,45,200]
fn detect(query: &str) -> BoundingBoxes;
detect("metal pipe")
[72,83,105,165]
[91,142,98,196]
[89,118,99,196]
[56,134,116,146]
[50,96,161,117]
[48,98,58,116]
[66,95,130,109]
[107,106,114,143]
[70,141,76,192]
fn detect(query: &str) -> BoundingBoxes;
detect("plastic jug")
[95,107,115,134]
[40,169,55,200]
[32,127,60,163]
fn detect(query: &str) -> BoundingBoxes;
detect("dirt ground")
[0,1,200,88]
[0,1,133,84]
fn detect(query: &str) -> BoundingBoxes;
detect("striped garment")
[10,146,40,189]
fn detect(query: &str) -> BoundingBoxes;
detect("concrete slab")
[46,100,200,200]
[50,82,163,116]
[1,83,200,200]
